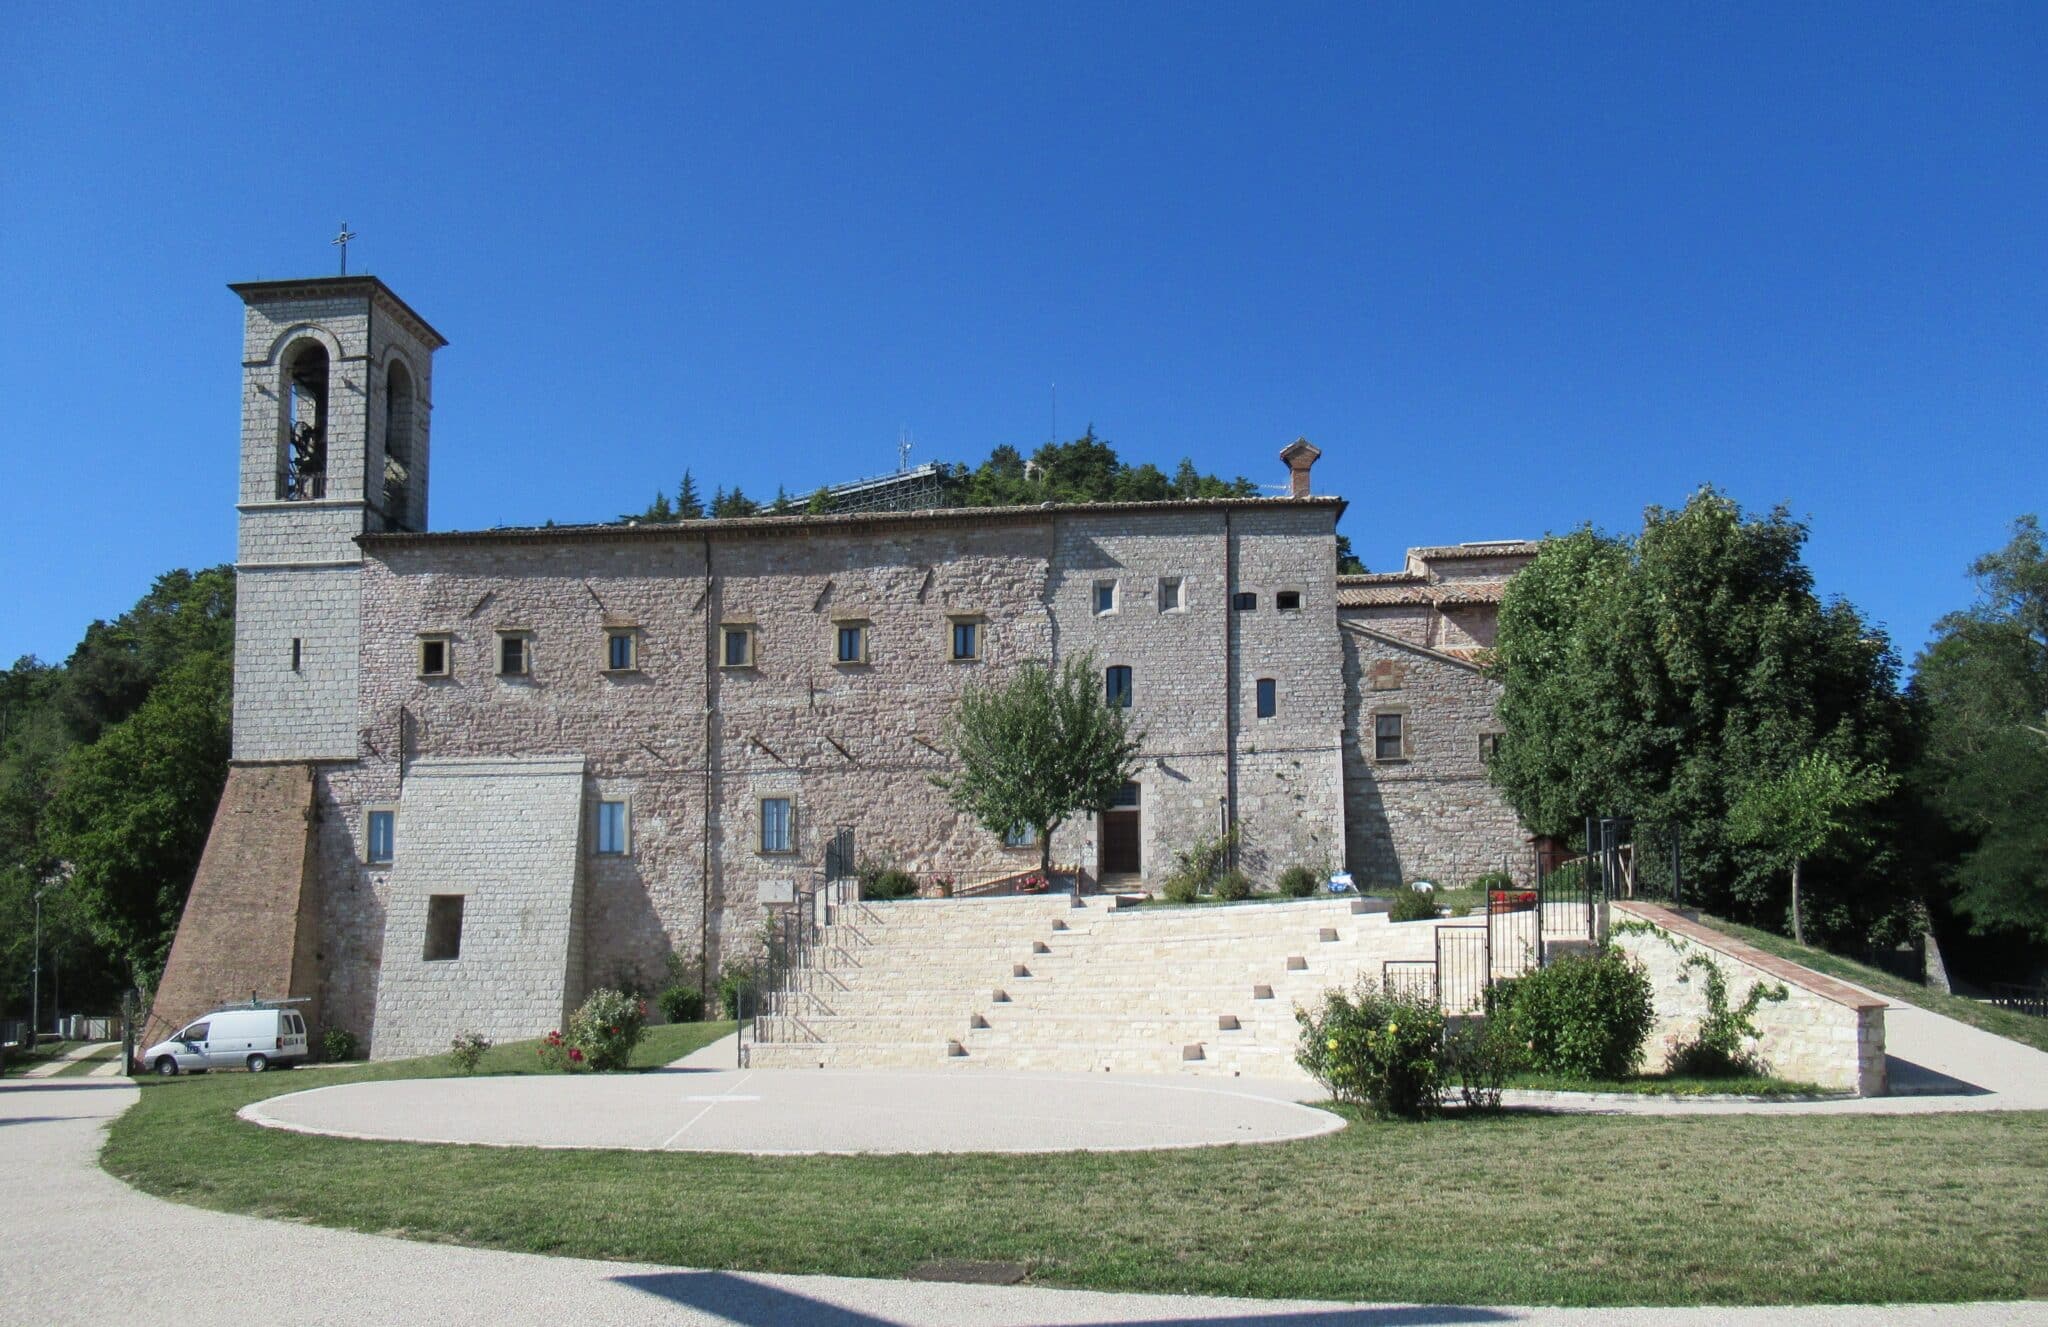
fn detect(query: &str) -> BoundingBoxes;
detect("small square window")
[1375,713,1406,761]
[596,799,629,855]
[1106,664,1133,709]
[1256,678,1277,719]
[835,622,868,664]
[760,796,794,854]
[1158,577,1184,612]
[1276,590,1302,612]
[605,630,637,672]
[424,894,464,961]
[721,625,755,668]
[498,633,530,676]
[950,619,981,661]
[366,808,395,864]
[1093,580,1118,616]
[418,635,451,678]
[1003,823,1038,848]
[1233,592,1258,611]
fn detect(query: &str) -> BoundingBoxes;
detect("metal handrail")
[742,872,853,1064]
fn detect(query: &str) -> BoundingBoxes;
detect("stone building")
[151,276,1535,1057]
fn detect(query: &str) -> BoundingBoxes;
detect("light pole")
[31,872,67,1043]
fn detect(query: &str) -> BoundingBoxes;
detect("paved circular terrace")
[239,1066,1346,1154]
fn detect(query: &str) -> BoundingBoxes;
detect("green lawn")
[52,1042,124,1077]
[1692,913,2048,1056]
[1504,1069,1834,1098]
[102,1021,2048,1306]
[1,1038,84,1077]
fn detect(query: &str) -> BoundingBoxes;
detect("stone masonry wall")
[1340,619,1527,888]
[368,757,587,1059]
[1612,901,1887,1095]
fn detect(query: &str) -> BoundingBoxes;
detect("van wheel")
[246,1053,270,1073]
[154,1056,178,1077]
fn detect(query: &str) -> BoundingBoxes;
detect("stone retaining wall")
[1611,901,1886,1095]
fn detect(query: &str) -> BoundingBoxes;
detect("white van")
[142,1006,310,1075]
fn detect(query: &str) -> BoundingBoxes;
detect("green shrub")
[320,1028,359,1063]
[657,984,704,1023]
[1212,868,1252,901]
[1296,985,1447,1119]
[1276,864,1321,898]
[1469,870,1515,893]
[717,959,762,1019]
[1386,886,1440,923]
[1444,1017,1516,1112]
[858,861,920,900]
[448,1030,492,1074]
[1490,947,1654,1080]
[566,987,648,1072]
[1666,952,1787,1077]
[1160,871,1200,904]
[1160,827,1238,900]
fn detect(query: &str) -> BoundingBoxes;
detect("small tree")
[1729,751,1894,945]
[675,470,705,520]
[938,653,1143,878]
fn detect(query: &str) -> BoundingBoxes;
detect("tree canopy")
[938,653,1144,877]
[1487,489,1907,940]
[1911,515,2048,943]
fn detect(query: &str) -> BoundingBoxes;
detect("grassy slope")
[102,1022,2048,1306]
[1692,914,2048,1056]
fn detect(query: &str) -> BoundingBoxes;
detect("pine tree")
[675,470,705,520]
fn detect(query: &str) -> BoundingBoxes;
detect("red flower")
[568,1048,584,1063]
[609,1026,620,1035]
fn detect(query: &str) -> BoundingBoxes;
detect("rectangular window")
[423,895,465,962]
[498,633,529,676]
[1256,678,1277,719]
[1276,590,1302,612]
[596,799,629,855]
[721,624,755,668]
[366,808,395,864]
[418,635,451,677]
[835,622,868,664]
[1105,664,1133,709]
[1375,713,1405,761]
[1093,580,1118,615]
[605,630,637,672]
[760,796,793,854]
[1112,781,1141,807]
[290,638,302,672]
[1003,823,1038,848]
[1479,732,1502,762]
[1233,591,1258,611]
[1158,577,1183,612]
[950,619,980,661]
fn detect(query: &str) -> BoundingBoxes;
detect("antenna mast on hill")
[1051,382,1057,445]
[897,428,913,472]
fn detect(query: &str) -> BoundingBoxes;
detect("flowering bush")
[448,1030,492,1074]
[1017,873,1048,893]
[1295,985,1448,1119]
[567,987,648,1071]
[537,1028,574,1073]
[931,874,956,898]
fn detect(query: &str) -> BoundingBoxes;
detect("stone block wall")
[1339,620,1526,888]
[1611,901,1887,1095]
[232,567,361,762]
[368,756,587,1059]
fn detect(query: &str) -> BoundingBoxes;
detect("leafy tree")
[57,567,235,741]
[41,651,231,984]
[1912,515,2048,942]
[1489,489,1905,939]
[938,654,1144,878]
[805,486,837,514]
[1335,534,1367,576]
[1729,752,1895,945]
[675,470,705,520]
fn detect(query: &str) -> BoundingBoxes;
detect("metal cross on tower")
[332,222,358,275]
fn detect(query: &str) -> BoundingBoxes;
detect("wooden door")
[1100,810,1141,874]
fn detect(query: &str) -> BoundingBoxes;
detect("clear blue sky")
[3,6,2041,669]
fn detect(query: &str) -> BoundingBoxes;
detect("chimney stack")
[1279,438,1321,498]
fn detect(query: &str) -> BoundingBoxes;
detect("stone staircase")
[744,893,1447,1080]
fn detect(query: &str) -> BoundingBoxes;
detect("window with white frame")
[604,629,638,672]
[1093,580,1118,616]
[596,799,629,855]
[760,796,794,853]
[365,807,396,864]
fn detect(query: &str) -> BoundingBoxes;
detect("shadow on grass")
[612,1270,1518,1325]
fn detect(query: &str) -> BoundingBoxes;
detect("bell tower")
[227,276,448,761]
